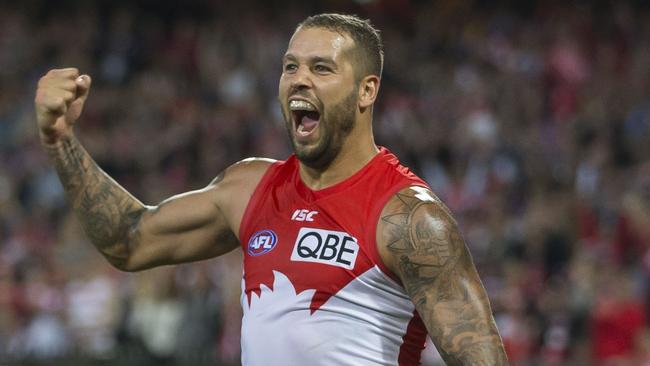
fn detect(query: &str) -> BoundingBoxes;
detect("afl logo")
[247,230,278,256]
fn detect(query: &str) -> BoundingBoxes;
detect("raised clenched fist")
[34,68,92,145]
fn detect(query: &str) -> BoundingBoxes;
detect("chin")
[293,139,339,170]
[294,144,325,164]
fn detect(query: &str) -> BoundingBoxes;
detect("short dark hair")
[297,13,384,81]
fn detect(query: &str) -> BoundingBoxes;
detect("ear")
[358,75,380,110]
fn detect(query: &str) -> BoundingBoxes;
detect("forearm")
[403,247,508,365]
[425,293,508,365]
[44,135,146,268]
[403,259,507,365]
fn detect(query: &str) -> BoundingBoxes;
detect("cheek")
[278,76,290,96]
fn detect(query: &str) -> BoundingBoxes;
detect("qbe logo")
[290,228,359,270]
[247,230,278,256]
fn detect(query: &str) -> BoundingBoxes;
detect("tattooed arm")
[35,68,270,271]
[377,186,508,365]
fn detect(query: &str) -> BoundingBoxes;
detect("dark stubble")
[283,88,357,170]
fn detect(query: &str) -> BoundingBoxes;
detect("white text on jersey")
[290,227,359,270]
[291,209,318,222]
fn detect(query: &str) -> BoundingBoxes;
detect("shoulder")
[202,157,278,239]
[208,156,279,205]
[222,157,277,179]
[211,157,276,206]
[379,185,453,224]
[376,185,462,278]
[210,157,277,190]
[374,148,428,189]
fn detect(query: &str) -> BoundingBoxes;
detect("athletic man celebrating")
[34,13,507,365]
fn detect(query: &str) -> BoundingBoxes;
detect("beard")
[283,88,357,170]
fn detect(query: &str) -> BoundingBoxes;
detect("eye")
[314,64,332,73]
[284,63,298,73]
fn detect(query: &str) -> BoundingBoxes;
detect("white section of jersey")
[410,186,436,203]
[240,267,416,366]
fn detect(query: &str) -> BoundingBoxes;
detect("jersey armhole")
[366,183,429,284]
[238,161,280,243]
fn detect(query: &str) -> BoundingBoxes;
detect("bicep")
[123,158,274,271]
[126,180,238,271]
[377,187,507,365]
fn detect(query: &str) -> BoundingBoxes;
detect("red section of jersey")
[239,146,427,313]
[399,311,428,365]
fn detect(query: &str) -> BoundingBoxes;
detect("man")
[34,13,507,365]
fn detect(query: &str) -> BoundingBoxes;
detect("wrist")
[39,128,73,148]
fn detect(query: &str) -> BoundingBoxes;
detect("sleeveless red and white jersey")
[239,147,429,365]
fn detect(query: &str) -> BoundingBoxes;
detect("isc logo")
[247,230,278,256]
[291,209,318,222]
[290,228,359,269]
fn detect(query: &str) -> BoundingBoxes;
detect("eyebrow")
[283,54,337,66]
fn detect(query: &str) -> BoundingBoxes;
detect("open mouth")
[289,100,321,136]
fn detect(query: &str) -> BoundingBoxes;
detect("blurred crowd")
[0,0,649,365]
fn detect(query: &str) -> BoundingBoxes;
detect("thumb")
[75,75,92,103]
[65,75,92,124]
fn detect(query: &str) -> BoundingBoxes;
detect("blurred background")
[0,0,649,365]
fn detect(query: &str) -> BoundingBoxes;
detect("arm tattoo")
[382,191,508,365]
[45,137,145,268]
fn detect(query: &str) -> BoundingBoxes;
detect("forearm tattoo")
[382,191,508,365]
[45,137,145,267]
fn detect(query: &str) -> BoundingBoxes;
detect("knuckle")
[35,91,47,103]
[66,68,80,77]
[37,75,50,87]
[64,80,77,90]
[47,69,62,77]
[35,93,48,106]
[49,96,63,106]
[56,80,70,94]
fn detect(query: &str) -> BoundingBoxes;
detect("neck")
[299,131,379,191]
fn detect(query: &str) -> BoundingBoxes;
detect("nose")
[289,65,312,91]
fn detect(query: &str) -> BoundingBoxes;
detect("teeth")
[289,100,316,111]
